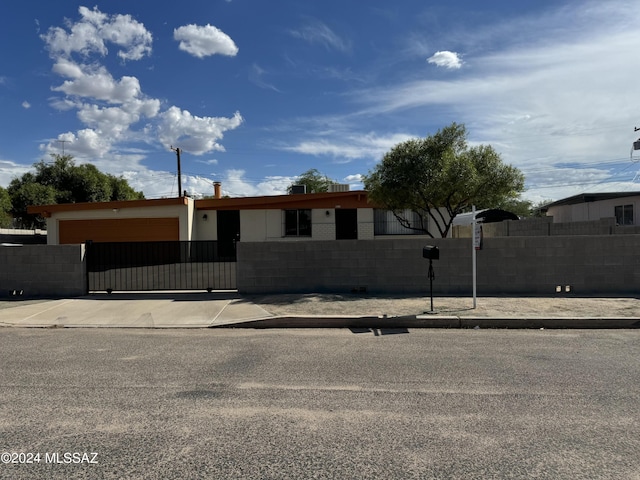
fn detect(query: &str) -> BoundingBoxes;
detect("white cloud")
[22,101,31,109]
[249,64,280,92]
[427,51,463,69]
[195,159,219,166]
[43,129,114,159]
[135,170,294,199]
[344,174,363,183]
[39,6,243,169]
[41,6,152,61]
[158,107,243,155]
[77,100,159,137]
[281,132,413,162]
[0,160,31,187]
[290,20,351,52]
[221,169,294,197]
[52,63,143,103]
[174,24,238,58]
[51,58,84,79]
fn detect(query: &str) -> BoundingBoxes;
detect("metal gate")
[86,240,237,292]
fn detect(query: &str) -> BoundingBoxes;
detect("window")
[284,209,312,236]
[374,209,426,235]
[615,204,634,225]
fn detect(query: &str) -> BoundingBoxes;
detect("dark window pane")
[298,209,312,236]
[285,210,298,236]
[616,205,634,225]
[624,205,634,225]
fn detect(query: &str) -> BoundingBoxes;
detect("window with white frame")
[615,204,634,225]
[374,209,426,235]
[284,209,312,236]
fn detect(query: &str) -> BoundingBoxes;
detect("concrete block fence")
[2,236,639,297]
[236,236,640,295]
[0,244,87,298]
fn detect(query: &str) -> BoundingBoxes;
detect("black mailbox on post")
[422,245,439,260]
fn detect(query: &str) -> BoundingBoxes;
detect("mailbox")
[422,245,439,260]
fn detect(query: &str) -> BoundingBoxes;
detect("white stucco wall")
[547,196,640,224]
[194,210,217,241]
[241,210,269,242]
[193,208,375,242]
[239,208,337,241]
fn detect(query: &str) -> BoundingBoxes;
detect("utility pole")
[171,146,182,197]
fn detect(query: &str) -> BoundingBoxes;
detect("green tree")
[288,168,336,194]
[0,186,13,228]
[494,198,533,218]
[7,176,58,229]
[8,154,144,229]
[110,175,144,201]
[364,123,525,238]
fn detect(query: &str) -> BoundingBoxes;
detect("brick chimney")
[214,182,222,199]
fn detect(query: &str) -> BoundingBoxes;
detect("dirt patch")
[248,294,640,318]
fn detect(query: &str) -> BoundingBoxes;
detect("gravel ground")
[247,293,640,318]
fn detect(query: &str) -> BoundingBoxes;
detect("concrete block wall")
[0,244,87,298]
[454,217,626,238]
[237,236,640,295]
[237,238,472,295]
[550,218,614,236]
[357,209,375,240]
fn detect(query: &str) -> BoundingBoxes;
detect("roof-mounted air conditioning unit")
[290,185,307,194]
[328,184,350,193]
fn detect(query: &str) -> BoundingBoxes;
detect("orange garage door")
[59,218,180,244]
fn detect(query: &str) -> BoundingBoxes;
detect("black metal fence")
[86,240,237,292]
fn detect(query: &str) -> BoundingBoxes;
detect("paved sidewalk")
[0,292,639,329]
[0,292,271,328]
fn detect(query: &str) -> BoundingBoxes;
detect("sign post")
[472,206,478,309]
[422,246,439,314]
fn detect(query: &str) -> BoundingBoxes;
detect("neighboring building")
[27,185,443,245]
[0,228,47,245]
[542,192,640,225]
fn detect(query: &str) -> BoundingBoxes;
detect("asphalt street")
[1,328,639,479]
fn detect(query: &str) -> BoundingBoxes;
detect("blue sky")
[1,0,640,202]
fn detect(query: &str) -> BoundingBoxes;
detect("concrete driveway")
[0,292,272,328]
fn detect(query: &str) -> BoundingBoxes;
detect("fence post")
[84,240,92,294]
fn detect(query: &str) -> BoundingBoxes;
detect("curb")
[209,315,640,329]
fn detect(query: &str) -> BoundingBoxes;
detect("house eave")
[27,196,189,216]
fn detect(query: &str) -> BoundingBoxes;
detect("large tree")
[364,123,525,238]
[8,154,144,229]
[288,168,336,194]
[0,186,12,228]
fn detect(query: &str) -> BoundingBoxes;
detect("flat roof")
[543,192,640,209]
[196,190,371,210]
[27,196,189,217]
[27,191,373,217]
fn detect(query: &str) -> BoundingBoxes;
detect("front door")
[335,209,358,240]
[217,210,240,259]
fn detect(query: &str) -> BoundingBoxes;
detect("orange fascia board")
[27,196,188,216]
[196,191,376,210]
